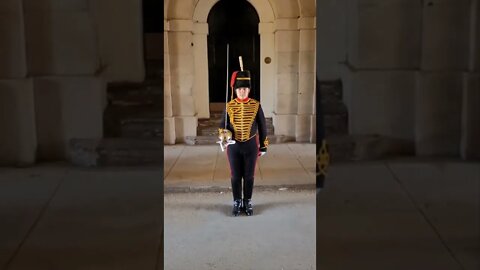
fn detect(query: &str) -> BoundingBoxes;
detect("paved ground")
[164,190,316,270]
[0,144,478,270]
[164,144,315,190]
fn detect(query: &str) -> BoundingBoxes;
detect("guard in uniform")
[218,70,268,216]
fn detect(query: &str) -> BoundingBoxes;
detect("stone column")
[0,0,36,165]
[193,22,210,119]
[164,20,176,144]
[168,19,198,143]
[259,22,275,118]
[24,0,105,161]
[272,19,300,139]
[415,0,470,156]
[296,17,316,142]
[90,0,145,82]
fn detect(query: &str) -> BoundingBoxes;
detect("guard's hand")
[258,151,266,157]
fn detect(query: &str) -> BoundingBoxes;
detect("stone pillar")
[0,1,36,166]
[272,19,299,139]
[24,0,106,161]
[0,79,36,166]
[34,77,105,160]
[461,73,480,159]
[296,17,316,142]
[164,20,176,144]
[259,22,275,118]
[193,22,210,119]
[90,0,145,82]
[415,72,463,156]
[168,19,198,142]
[0,0,27,78]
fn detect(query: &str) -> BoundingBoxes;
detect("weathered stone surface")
[25,11,99,75]
[90,0,144,82]
[34,77,105,160]
[348,0,423,69]
[342,70,416,140]
[0,79,36,166]
[421,0,470,70]
[69,138,163,166]
[461,73,480,160]
[415,72,463,156]
[0,0,27,78]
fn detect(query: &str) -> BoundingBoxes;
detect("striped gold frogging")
[227,99,259,141]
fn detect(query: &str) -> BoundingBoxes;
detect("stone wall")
[318,0,480,159]
[0,0,108,165]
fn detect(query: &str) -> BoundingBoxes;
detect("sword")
[217,43,235,151]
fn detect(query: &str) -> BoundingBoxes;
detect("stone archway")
[192,0,276,118]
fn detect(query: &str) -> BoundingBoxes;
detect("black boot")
[243,199,253,216]
[232,199,242,216]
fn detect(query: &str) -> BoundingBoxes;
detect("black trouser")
[227,137,258,200]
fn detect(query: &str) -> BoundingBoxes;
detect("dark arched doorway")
[207,0,260,105]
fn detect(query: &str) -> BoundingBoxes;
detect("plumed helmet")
[230,70,251,90]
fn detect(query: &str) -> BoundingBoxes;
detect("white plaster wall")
[421,0,471,70]
[90,0,145,82]
[0,79,36,166]
[415,72,463,156]
[34,77,104,160]
[0,0,27,78]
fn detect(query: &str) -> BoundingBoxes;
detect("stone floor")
[0,144,478,269]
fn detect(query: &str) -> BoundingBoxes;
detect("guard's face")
[235,87,250,100]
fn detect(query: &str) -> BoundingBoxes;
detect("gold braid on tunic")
[227,99,260,141]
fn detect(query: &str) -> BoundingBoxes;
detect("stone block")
[0,79,36,166]
[164,95,173,117]
[295,115,313,142]
[275,31,300,52]
[317,0,347,80]
[169,53,195,75]
[275,93,298,114]
[276,52,299,73]
[164,117,176,145]
[415,72,463,156]
[421,0,470,70]
[168,32,193,54]
[346,70,416,140]
[277,73,299,94]
[297,92,314,115]
[299,51,315,73]
[170,74,194,96]
[34,77,105,160]
[273,114,296,137]
[349,0,422,68]
[275,2,300,18]
[274,19,299,31]
[23,0,88,11]
[172,95,196,116]
[0,0,27,78]
[310,115,316,143]
[460,73,480,159]
[299,29,315,51]
[175,116,198,142]
[298,73,315,95]
[90,0,144,82]
[25,11,99,75]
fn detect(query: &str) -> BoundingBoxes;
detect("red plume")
[230,71,238,89]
